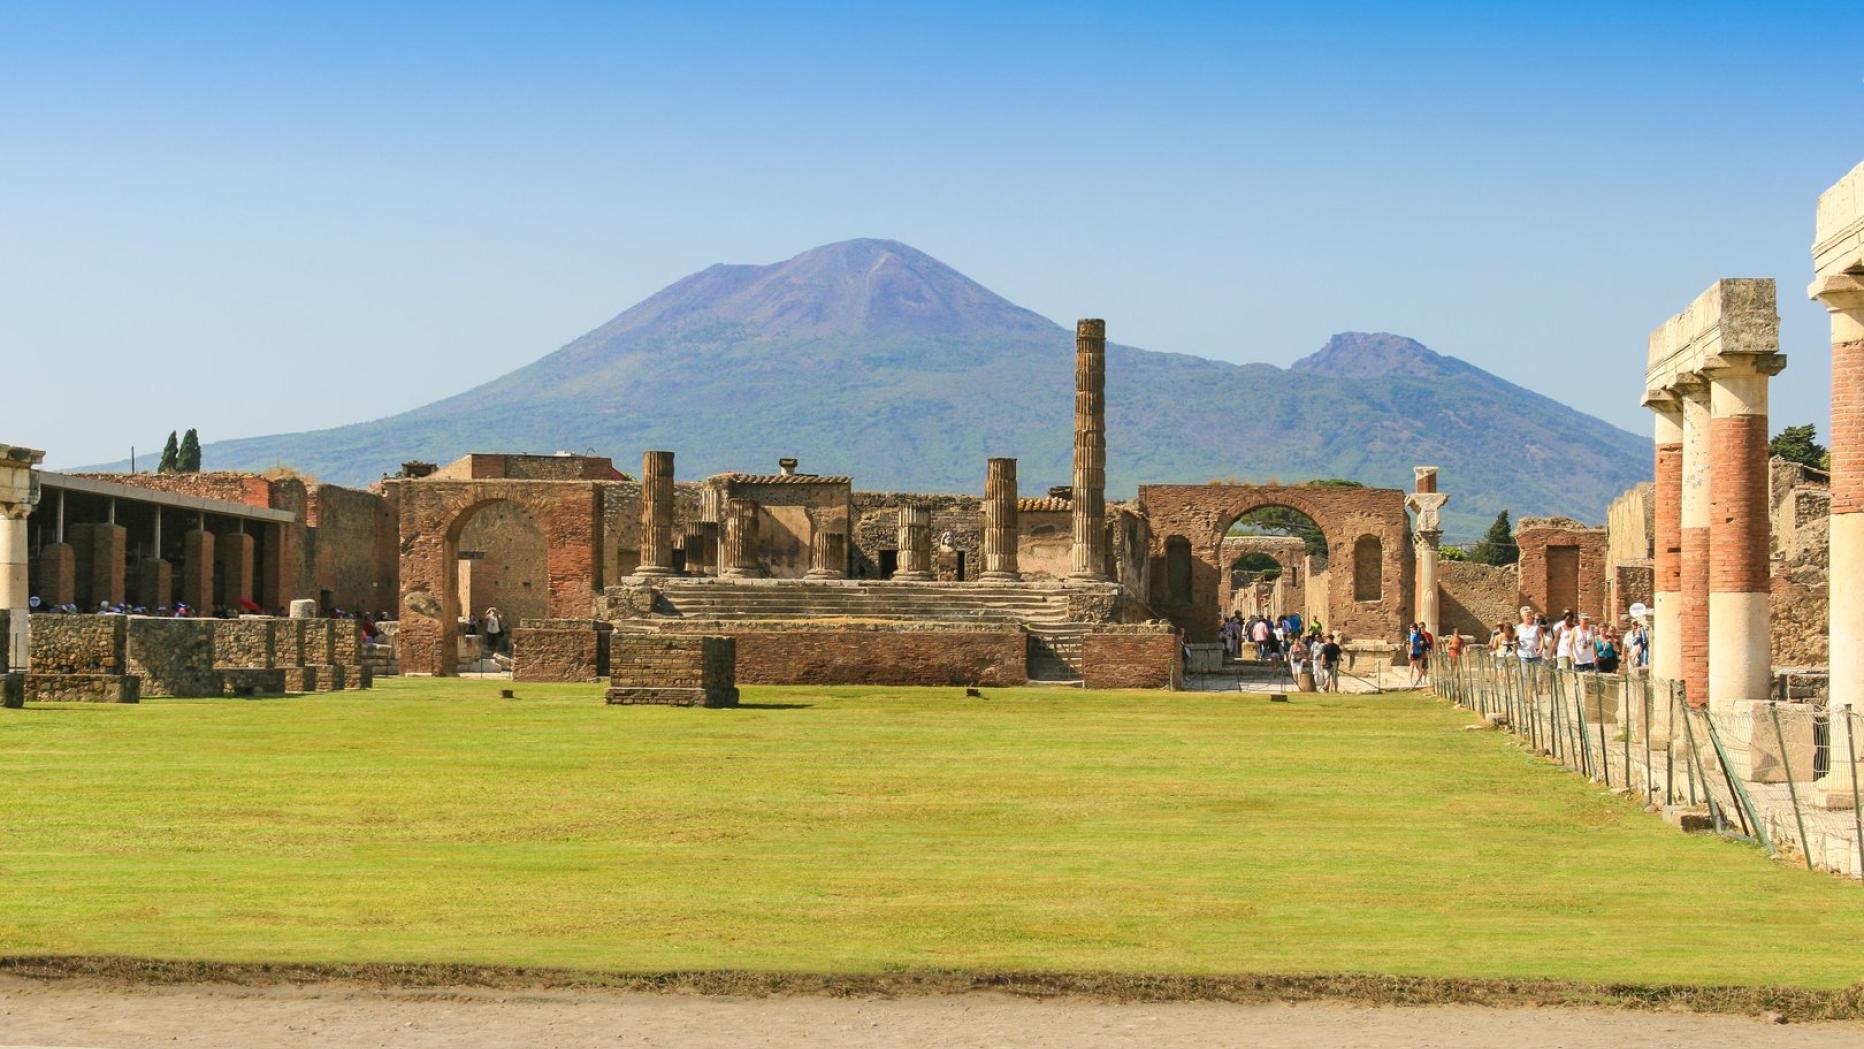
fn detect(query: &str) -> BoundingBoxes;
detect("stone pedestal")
[1068,319,1109,582]
[894,505,933,581]
[635,450,677,577]
[980,457,1021,582]
[719,498,760,578]
[0,445,43,671]
[289,598,318,619]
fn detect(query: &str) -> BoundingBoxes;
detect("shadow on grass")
[733,702,814,710]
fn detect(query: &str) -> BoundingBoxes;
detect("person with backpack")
[1406,623,1430,687]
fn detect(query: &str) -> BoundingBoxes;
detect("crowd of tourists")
[23,596,394,640]
[1484,606,1647,674]
[1218,611,1349,691]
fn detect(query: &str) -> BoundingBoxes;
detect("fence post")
[1702,712,1771,855]
[1846,709,1864,880]
[1768,701,1814,870]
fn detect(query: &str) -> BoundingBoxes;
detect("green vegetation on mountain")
[124,240,1649,540]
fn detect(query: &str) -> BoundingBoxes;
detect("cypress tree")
[1469,510,1518,566]
[178,429,202,473]
[157,431,179,474]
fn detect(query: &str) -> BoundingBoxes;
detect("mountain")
[98,239,1649,540]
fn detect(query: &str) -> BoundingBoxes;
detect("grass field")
[1,679,1861,989]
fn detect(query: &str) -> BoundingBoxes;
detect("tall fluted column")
[719,498,759,578]
[1405,466,1447,637]
[1068,318,1109,582]
[1811,160,1864,805]
[894,505,932,581]
[1648,401,1683,738]
[0,445,42,672]
[1677,379,1712,708]
[635,450,677,577]
[1707,357,1782,714]
[980,457,1021,582]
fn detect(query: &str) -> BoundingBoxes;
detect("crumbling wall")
[512,619,610,682]
[1438,561,1520,639]
[28,615,126,674]
[306,483,396,613]
[125,617,220,696]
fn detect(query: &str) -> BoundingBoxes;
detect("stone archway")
[1221,534,1307,618]
[1136,483,1412,643]
[387,479,603,676]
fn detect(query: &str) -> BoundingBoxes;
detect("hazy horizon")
[7,2,1862,469]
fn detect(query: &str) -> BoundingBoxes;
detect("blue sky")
[5,2,1862,469]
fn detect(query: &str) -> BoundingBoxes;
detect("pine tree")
[1469,510,1518,566]
[1769,424,1827,471]
[177,429,202,473]
[157,431,179,474]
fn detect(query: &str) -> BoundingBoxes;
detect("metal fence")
[1428,647,1864,881]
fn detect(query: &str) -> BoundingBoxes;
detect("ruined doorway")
[453,500,548,674]
[1545,545,1580,615]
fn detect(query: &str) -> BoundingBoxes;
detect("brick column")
[219,530,255,609]
[90,523,127,607]
[1648,401,1683,737]
[0,445,40,670]
[35,544,74,607]
[718,498,760,578]
[894,505,933,581]
[138,558,172,610]
[1707,360,1779,713]
[1677,380,1712,708]
[1068,318,1109,582]
[980,457,1021,582]
[635,450,677,577]
[1813,270,1864,805]
[181,528,214,613]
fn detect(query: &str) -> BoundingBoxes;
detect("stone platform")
[605,634,738,708]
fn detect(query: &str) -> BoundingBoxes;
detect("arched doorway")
[1222,507,1324,623]
[452,500,548,674]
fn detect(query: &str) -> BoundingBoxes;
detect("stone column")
[806,528,847,579]
[894,505,933,581]
[1405,466,1447,637]
[718,498,760,578]
[1068,318,1109,582]
[1811,159,1864,806]
[181,528,214,613]
[635,450,677,577]
[1707,357,1781,714]
[980,457,1021,582]
[1648,401,1683,739]
[1677,379,1712,708]
[0,445,43,672]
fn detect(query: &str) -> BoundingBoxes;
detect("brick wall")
[1515,518,1608,621]
[1834,339,1863,515]
[607,633,737,706]
[512,619,610,682]
[306,483,396,613]
[661,622,1028,686]
[1081,627,1180,689]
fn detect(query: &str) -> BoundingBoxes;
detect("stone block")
[1,672,21,709]
[213,618,278,669]
[1183,643,1224,674]
[220,668,287,696]
[606,634,737,707]
[1723,701,1818,784]
[1082,627,1182,690]
[512,619,611,682]
[125,616,220,697]
[24,673,140,703]
[29,615,126,674]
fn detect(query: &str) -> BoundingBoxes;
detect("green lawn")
[1,679,1860,988]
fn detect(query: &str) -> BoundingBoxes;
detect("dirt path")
[2,979,1860,1049]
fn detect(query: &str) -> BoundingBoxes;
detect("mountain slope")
[112,239,1649,540]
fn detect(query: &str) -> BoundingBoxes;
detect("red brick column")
[1678,384,1711,708]
[181,529,214,613]
[89,523,127,606]
[138,558,172,610]
[1707,365,1777,711]
[218,531,255,610]
[35,543,75,607]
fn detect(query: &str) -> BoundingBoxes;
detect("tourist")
[1627,618,1649,669]
[1570,613,1597,672]
[1446,630,1464,664]
[1537,616,1557,663]
[1595,625,1621,674]
[1406,622,1429,687]
[1251,617,1272,661]
[483,606,505,655]
[1552,611,1577,670]
[1489,622,1512,665]
[1515,607,1543,664]
[1288,633,1308,689]
[1317,634,1343,692]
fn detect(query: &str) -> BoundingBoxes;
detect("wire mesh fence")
[1429,647,1864,881]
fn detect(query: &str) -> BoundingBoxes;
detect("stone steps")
[1026,623,1087,682]
[647,580,1076,625]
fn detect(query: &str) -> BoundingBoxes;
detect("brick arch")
[1135,483,1412,643]
[387,479,603,676]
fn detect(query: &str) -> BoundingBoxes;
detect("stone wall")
[852,493,984,580]
[456,499,550,624]
[213,618,278,668]
[25,673,138,703]
[1081,626,1181,690]
[306,483,397,613]
[512,619,610,682]
[1438,561,1520,639]
[28,615,126,674]
[1515,517,1608,620]
[126,617,220,697]
[660,621,1028,686]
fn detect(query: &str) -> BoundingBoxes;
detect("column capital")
[1810,272,1864,314]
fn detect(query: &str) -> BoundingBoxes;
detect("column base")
[718,568,760,579]
[977,571,1022,583]
[804,569,845,580]
[1066,572,1109,583]
[631,566,678,579]
[891,572,932,582]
